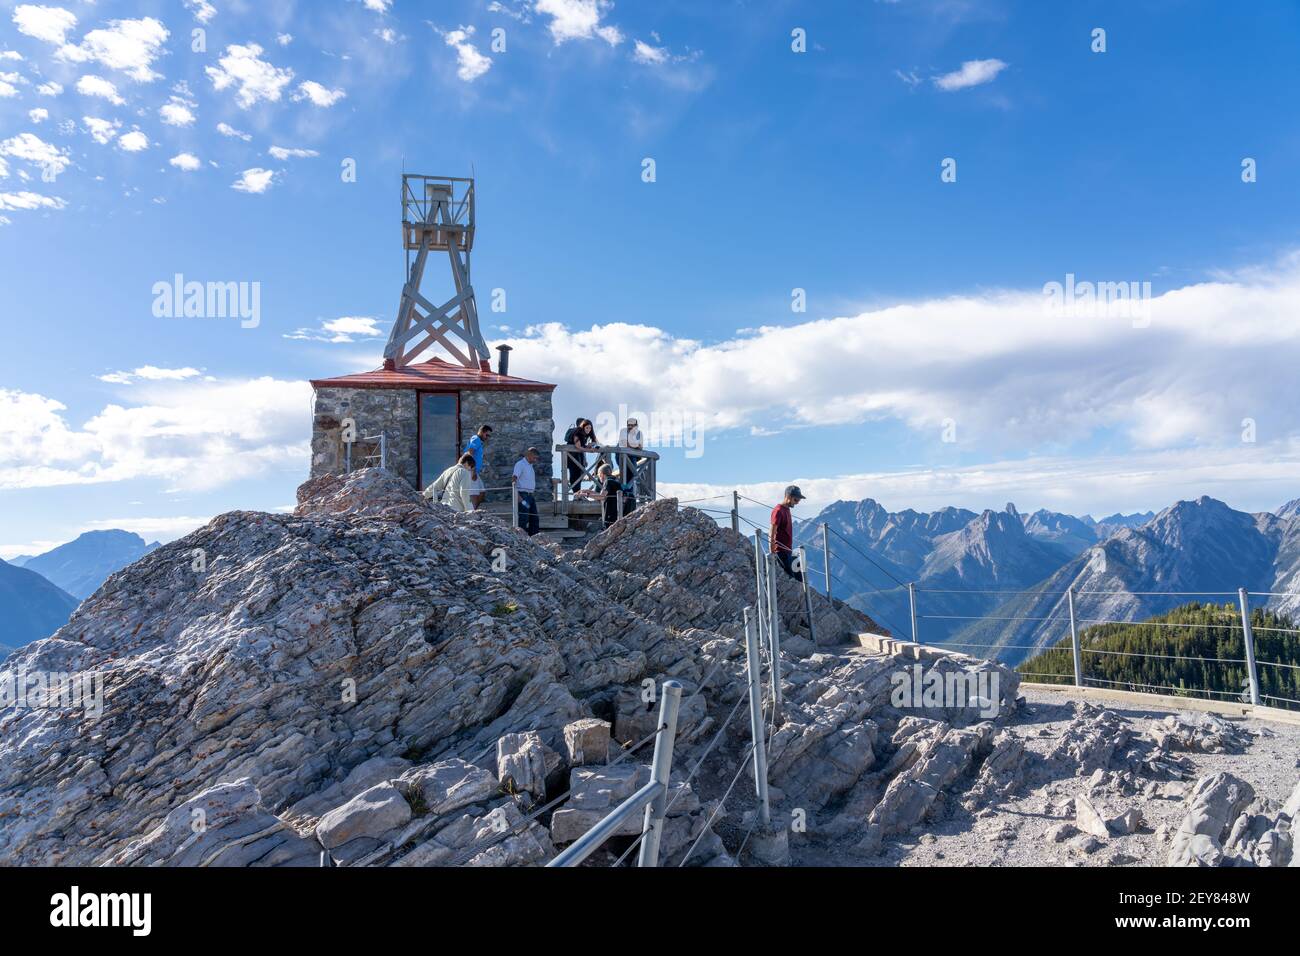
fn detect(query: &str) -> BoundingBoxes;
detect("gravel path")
[795,686,1300,867]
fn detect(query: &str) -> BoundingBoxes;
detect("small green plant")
[407,790,429,817]
[491,600,519,617]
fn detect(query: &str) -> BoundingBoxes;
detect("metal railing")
[554,444,659,518]
[548,680,683,867]
[547,529,794,866]
[344,431,388,473]
[672,489,1300,712]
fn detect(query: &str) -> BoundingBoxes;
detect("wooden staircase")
[477,498,599,545]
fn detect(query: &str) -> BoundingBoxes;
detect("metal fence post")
[1067,586,1083,687]
[743,608,771,828]
[637,679,683,867]
[821,522,832,601]
[908,582,919,644]
[511,482,520,528]
[798,546,817,647]
[752,532,769,650]
[1237,588,1262,706]
[731,490,740,534]
[379,432,387,470]
[766,554,782,724]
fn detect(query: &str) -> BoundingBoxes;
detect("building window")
[418,392,460,488]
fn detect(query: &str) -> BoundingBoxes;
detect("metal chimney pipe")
[496,344,513,376]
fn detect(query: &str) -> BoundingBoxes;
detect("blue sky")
[2,0,1300,556]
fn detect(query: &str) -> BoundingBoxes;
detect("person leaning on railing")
[562,417,594,492]
[770,485,805,581]
[577,462,628,527]
[619,417,644,496]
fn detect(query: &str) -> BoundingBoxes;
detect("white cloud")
[184,0,217,24]
[75,74,125,105]
[268,145,318,160]
[632,40,667,65]
[284,315,383,343]
[0,51,23,62]
[504,253,1300,461]
[488,2,532,23]
[216,121,251,141]
[292,80,346,107]
[535,0,622,45]
[159,96,196,126]
[933,58,1007,91]
[0,72,25,98]
[232,167,275,193]
[376,27,399,44]
[0,132,70,175]
[206,43,294,108]
[439,26,491,82]
[117,129,149,152]
[663,443,1300,523]
[12,5,78,46]
[276,33,293,47]
[99,366,203,385]
[0,378,312,491]
[0,190,66,211]
[169,152,201,171]
[362,0,392,12]
[28,108,49,123]
[56,17,170,83]
[83,116,121,144]
[36,80,63,96]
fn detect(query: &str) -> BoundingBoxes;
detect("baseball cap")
[785,485,805,501]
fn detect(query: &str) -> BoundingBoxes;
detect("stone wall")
[310,387,419,488]
[459,388,555,501]
[310,385,555,498]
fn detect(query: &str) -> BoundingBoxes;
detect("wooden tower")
[382,174,492,371]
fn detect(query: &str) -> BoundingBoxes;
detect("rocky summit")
[1,468,1292,869]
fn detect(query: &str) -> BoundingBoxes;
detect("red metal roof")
[310,358,556,392]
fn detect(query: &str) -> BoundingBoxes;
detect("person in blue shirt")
[463,424,492,509]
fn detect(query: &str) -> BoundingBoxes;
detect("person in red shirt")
[770,485,805,580]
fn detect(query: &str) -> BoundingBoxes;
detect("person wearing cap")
[618,417,644,503]
[770,485,805,580]
[512,447,541,536]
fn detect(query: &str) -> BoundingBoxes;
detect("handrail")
[554,443,661,460]
[547,680,683,867]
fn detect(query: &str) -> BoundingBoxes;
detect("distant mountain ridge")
[21,530,161,600]
[0,558,79,652]
[795,494,1300,664]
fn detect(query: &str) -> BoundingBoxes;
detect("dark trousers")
[518,492,539,536]
[775,549,803,582]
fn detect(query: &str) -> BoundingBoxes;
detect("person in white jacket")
[423,452,476,512]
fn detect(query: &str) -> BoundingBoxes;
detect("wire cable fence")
[671,488,1300,711]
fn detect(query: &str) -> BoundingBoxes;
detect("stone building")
[309,357,557,497]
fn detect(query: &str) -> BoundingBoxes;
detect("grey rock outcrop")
[0,467,1020,868]
[110,779,318,867]
[1168,772,1256,866]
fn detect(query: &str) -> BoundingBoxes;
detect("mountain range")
[0,530,160,652]
[0,559,78,655]
[795,495,1300,665]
